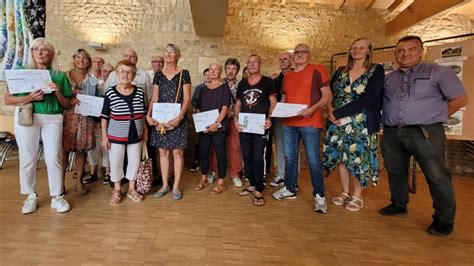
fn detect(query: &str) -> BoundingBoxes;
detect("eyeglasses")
[294,50,310,56]
[119,70,134,76]
[152,60,164,64]
[32,47,50,53]
[164,50,176,55]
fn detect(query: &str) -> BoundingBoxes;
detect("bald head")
[123,48,138,65]
[279,51,293,71]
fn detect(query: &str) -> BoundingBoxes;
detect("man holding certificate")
[235,54,277,207]
[194,63,231,195]
[272,44,332,214]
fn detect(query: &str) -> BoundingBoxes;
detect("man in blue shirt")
[379,36,468,236]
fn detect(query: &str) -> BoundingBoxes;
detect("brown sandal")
[195,178,209,191]
[127,190,144,202]
[210,183,226,195]
[110,190,122,206]
[345,196,364,212]
[332,192,350,206]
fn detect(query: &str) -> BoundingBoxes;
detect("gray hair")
[165,43,181,58]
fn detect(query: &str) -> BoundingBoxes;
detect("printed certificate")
[193,109,220,132]
[152,103,181,123]
[74,94,104,117]
[4,69,53,94]
[238,112,266,135]
[271,103,307,118]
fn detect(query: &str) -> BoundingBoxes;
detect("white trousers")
[109,142,141,182]
[87,126,110,168]
[14,108,64,196]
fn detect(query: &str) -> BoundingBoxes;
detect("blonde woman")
[62,49,100,195]
[4,38,72,214]
[194,63,231,195]
[323,37,384,211]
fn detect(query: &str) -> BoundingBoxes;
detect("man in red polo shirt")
[272,44,332,213]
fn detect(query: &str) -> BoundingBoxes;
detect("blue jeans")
[283,126,324,197]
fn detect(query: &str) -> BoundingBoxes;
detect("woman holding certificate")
[62,49,100,195]
[322,37,384,212]
[4,38,72,214]
[101,60,147,205]
[194,63,231,195]
[146,43,191,201]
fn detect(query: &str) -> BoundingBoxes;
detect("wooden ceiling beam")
[189,0,229,36]
[364,0,376,10]
[387,0,404,12]
[386,0,470,35]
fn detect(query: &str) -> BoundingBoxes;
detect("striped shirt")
[101,86,146,144]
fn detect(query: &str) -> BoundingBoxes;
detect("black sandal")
[253,196,265,207]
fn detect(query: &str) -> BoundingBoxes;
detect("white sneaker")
[314,194,328,214]
[207,172,216,184]
[272,186,297,200]
[22,193,37,214]
[232,177,243,187]
[51,195,71,213]
[269,176,285,187]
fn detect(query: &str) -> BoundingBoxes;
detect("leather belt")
[384,124,422,129]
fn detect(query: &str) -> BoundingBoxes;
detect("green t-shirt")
[15,68,73,114]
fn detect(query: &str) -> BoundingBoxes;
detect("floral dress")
[150,70,191,150]
[62,73,99,153]
[323,64,379,187]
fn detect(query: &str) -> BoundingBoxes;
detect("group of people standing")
[4,34,467,236]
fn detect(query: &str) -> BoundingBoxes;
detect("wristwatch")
[215,121,222,127]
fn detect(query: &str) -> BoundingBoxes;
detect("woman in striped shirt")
[101,60,148,205]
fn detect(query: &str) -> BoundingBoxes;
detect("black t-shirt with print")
[236,75,276,117]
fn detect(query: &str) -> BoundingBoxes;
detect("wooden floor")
[0,161,473,265]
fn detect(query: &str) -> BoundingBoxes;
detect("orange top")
[283,64,329,128]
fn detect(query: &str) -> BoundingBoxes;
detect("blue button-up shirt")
[382,62,466,126]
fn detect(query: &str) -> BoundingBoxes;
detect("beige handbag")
[18,103,34,126]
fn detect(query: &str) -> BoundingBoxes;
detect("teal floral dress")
[323,64,381,187]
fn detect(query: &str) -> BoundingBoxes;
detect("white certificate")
[74,94,104,117]
[4,69,53,94]
[238,112,266,135]
[193,109,219,132]
[271,103,307,118]
[152,103,181,123]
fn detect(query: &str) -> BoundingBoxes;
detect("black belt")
[384,123,442,139]
[384,124,421,129]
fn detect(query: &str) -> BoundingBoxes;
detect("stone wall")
[0,0,472,116]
